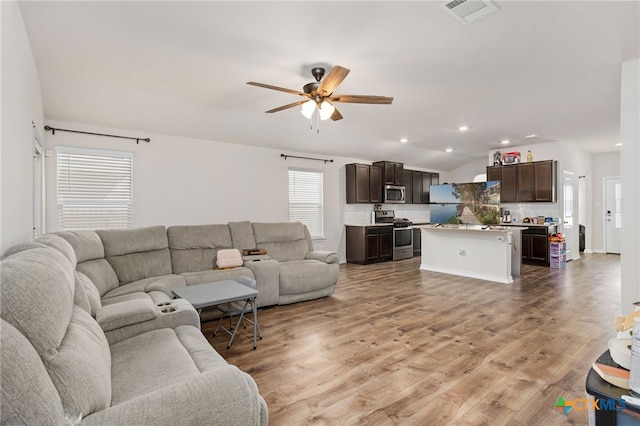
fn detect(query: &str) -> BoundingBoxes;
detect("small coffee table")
[172,280,259,349]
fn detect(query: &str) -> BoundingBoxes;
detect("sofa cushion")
[228,221,257,251]
[110,328,201,405]
[0,247,75,355]
[167,224,233,274]
[76,258,120,296]
[1,245,112,419]
[96,298,159,332]
[180,267,254,286]
[102,274,186,300]
[278,259,340,295]
[74,272,92,314]
[78,271,102,316]
[97,226,172,285]
[55,230,104,263]
[252,222,309,262]
[0,319,65,426]
[47,307,112,418]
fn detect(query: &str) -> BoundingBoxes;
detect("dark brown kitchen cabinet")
[521,226,556,266]
[421,172,440,203]
[412,171,423,204]
[517,163,535,202]
[533,160,556,201]
[346,225,393,264]
[500,165,518,203]
[413,227,421,257]
[402,169,413,204]
[373,161,404,185]
[517,161,557,202]
[346,163,382,204]
[487,165,501,182]
[487,160,556,203]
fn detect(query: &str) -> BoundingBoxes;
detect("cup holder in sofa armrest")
[157,302,171,307]
[161,307,176,313]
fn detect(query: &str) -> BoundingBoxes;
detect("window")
[56,146,133,230]
[288,168,324,239]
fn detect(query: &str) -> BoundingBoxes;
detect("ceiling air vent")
[440,0,498,25]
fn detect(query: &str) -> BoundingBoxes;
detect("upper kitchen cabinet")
[486,160,557,203]
[533,160,557,202]
[373,161,404,185]
[403,169,413,204]
[346,163,382,204]
[412,171,423,204]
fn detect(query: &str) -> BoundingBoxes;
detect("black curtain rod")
[281,153,333,163]
[44,125,150,144]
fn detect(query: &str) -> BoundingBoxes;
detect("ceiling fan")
[247,65,393,122]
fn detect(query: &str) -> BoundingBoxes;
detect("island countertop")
[417,224,528,232]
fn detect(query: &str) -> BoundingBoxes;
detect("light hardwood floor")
[205,254,621,425]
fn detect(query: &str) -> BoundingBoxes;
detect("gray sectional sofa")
[0,221,339,425]
[59,221,339,311]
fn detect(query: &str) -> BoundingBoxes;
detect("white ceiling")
[18,1,640,171]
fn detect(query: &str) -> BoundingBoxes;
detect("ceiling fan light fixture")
[301,100,316,119]
[318,101,335,121]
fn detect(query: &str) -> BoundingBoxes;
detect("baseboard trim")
[420,264,513,284]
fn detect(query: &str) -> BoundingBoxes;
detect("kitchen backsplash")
[499,203,562,224]
[344,203,560,226]
[344,204,430,225]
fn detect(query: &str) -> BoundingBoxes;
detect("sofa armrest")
[96,299,158,332]
[305,250,340,265]
[80,366,268,426]
[103,299,200,345]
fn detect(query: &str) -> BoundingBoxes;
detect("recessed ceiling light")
[522,134,538,139]
[501,139,510,144]
[445,148,453,153]
[615,142,622,146]
[400,138,408,144]
[458,125,468,132]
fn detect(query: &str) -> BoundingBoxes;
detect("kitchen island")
[418,224,526,284]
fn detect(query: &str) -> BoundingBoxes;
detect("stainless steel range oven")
[374,210,413,261]
[392,223,413,261]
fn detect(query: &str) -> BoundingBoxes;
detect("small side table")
[586,350,640,425]
[172,280,260,349]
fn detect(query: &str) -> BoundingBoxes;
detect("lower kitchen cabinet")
[521,226,557,266]
[346,225,393,264]
[413,227,421,257]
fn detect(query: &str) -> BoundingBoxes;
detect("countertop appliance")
[374,210,413,260]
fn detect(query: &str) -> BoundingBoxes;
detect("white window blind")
[56,146,133,230]
[288,168,324,239]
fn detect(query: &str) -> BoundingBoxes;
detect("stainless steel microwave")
[383,185,405,203]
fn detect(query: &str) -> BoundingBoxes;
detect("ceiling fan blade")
[317,66,350,97]
[265,99,308,113]
[330,107,343,121]
[247,81,308,97]
[328,94,394,104]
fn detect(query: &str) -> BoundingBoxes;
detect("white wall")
[0,2,45,254]
[441,158,488,183]
[590,152,620,253]
[620,58,640,316]
[44,121,416,262]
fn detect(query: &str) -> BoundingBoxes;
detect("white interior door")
[605,177,622,254]
[563,171,575,260]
